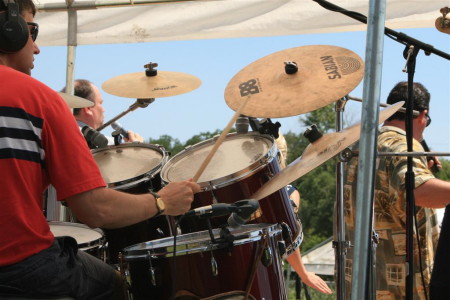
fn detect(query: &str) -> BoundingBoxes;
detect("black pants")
[430,205,450,300]
[0,237,120,300]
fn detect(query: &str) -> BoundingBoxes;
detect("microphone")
[420,139,440,173]
[235,115,249,134]
[81,126,108,149]
[227,199,260,228]
[111,121,129,139]
[185,203,236,217]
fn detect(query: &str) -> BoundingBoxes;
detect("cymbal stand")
[333,97,350,300]
[96,98,155,132]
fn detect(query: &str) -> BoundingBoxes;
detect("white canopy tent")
[34,0,448,47]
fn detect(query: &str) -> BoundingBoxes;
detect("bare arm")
[286,248,333,294]
[415,178,450,208]
[66,180,200,229]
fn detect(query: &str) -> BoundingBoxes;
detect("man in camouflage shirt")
[344,82,450,299]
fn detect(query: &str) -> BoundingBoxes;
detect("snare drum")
[161,132,302,255]
[49,221,106,261]
[123,223,287,300]
[92,143,174,264]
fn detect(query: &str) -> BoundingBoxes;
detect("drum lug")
[277,240,286,258]
[261,244,273,267]
[147,251,157,286]
[211,251,218,277]
[280,222,293,245]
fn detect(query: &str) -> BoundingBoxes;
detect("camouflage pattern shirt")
[344,126,439,299]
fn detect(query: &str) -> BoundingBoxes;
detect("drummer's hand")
[301,271,333,294]
[124,130,144,143]
[158,180,201,216]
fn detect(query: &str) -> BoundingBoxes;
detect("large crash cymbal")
[58,92,94,108]
[251,101,404,200]
[102,71,202,99]
[224,45,364,118]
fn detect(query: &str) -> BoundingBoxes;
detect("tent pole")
[65,7,77,95]
[350,0,386,299]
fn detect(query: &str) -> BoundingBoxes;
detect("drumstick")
[192,97,250,182]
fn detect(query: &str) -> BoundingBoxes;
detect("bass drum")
[123,223,287,300]
[161,132,302,256]
[92,143,174,264]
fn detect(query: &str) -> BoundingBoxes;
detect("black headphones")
[0,0,29,53]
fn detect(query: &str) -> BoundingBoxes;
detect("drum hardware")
[147,250,157,287]
[224,45,365,118]
[97,98,155,132]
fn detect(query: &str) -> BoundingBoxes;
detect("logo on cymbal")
[321,56,362,80]
[321,56,342,80]
[239,79,260,97]
[152,85,177,91]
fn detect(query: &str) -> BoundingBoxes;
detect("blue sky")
[32,27,450,153]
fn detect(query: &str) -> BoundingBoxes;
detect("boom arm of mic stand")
[97,98,155,132]
[312,0,450,61]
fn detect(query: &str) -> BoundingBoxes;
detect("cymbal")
[224,45,364,118]
[58,92,94,108]
[251,101,404,200]
[102,71,202,98]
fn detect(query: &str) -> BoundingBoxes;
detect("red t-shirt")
[0,66,106,266]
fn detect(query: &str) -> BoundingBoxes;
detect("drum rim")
[48,221,105,249]
[122,223,282,260]
[161,132,277,190]
[91,143,168,189]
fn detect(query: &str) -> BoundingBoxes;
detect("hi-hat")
[102,71,202,99]
[224,45,364,118]
[58,92,94,108]
[251,101,404,200]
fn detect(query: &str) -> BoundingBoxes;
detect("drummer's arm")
[65,180,200,229]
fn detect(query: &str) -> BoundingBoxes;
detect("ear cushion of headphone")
[0,10,29,53]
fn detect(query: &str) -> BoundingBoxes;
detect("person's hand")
[157,179,201,216]
[301,271,333,294]
[427,156,442,173]
[124,130,144,143]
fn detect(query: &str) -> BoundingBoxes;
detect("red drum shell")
[92,143,174,264]
[123,223,287,300]
[161,133,302,254]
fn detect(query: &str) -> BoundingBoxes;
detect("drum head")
[49,221,103,247]
[161,133,275,185]
[92,144,165,186]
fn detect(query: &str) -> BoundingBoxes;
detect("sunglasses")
[26,22,39,42]
[426,113,431,127]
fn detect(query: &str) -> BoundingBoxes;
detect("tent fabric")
[302,237,335,276]
[34,0,450,47]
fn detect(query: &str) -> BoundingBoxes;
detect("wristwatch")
[150,191,165,216]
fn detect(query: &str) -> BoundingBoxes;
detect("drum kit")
[50,45,403,300]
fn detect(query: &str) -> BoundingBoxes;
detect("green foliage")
[435,158,450,181]
[148,129,223,156]
[148,134,184,156]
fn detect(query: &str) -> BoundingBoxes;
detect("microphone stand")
[313,0,450,299]
[96,98,155,132]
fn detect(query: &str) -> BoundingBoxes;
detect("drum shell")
[123,224,287,300]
